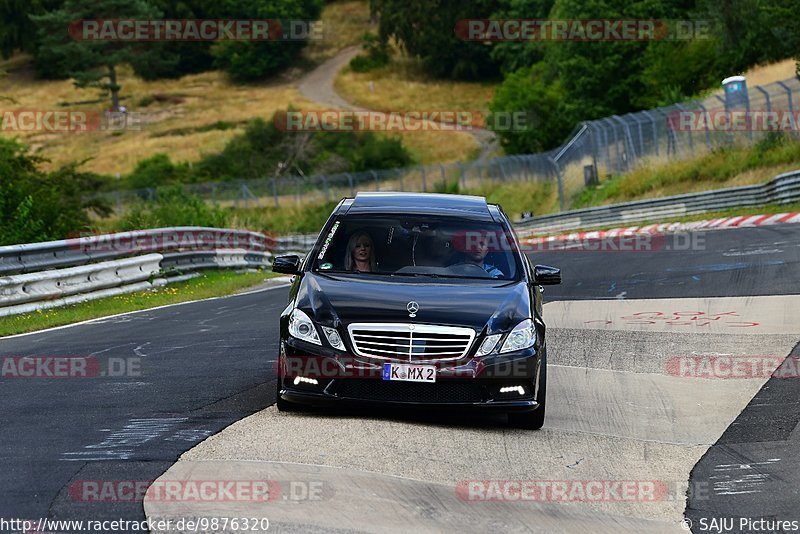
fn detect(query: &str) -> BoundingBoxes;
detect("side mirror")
[534,264,561,285]
[273,255,302,275]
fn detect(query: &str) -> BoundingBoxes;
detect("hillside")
[0,0,477,177]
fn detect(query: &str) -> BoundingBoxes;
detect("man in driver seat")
[463,236,504,278]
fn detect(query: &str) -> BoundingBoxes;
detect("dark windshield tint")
[312,216,522,280]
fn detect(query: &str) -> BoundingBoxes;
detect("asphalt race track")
[2,225,799,533]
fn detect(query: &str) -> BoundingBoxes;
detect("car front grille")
[333,379,484,403]
[347,323,475,362]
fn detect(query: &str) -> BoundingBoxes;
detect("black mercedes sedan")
[272,192,560,429]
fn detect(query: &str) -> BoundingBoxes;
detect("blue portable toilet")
[722,75,748,111]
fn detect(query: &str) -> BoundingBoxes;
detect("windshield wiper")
[390,271,440,278]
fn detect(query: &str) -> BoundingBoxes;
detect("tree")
[0,0,63,58]
[32,0,172,109]
[0,138,109,245]
[488,63,573,153]
[208,0,323,82]
[375,0,500,79]
[130,0,216,79]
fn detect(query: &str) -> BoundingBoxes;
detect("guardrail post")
[459,162,466,189]
[421,166,427,192]
[439,163,446,190]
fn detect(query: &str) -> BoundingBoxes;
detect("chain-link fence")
[101,76,800,215]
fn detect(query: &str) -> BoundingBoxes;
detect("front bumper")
[277,337,544,411]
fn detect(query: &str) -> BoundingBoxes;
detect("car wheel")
[507,355,546,430]
[276,378,303,412]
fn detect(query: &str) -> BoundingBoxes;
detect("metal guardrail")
[0,227,268,276]
[0,255,163,308]
[0,227,286,317]
[516,169,800,235]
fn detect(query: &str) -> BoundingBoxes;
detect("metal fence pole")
[321,175,330,202]
[421,166,427,192]
[776,81,797,136]
[753,85,772,113]
[547,156,565,212]
[345,173,354,196]
[371,170,379,191]
[695,102,712,150]
[272,178,278,207]
[641,111,658,157]
[674,104,694,155]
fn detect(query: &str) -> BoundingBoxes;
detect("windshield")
[312,215,522,280]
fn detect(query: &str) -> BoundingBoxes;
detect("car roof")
[345,192,494,220]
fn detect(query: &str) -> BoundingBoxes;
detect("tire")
[507,355,546,430]
[276,378,303,412]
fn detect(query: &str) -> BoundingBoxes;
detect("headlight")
[288,309,321,345]
[475,334,501,356]
[499,319,536,353]
[321,326,345,350]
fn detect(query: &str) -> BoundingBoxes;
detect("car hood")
[295,273,531,334]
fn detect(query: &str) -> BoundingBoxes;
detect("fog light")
[322,326,345,350]
[499,385,525,395]
[293,376,319,386]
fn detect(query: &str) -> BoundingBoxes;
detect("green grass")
[572,134,800,209]
[0,269,284,337]
[470,181,559,220]
[228,201,341,235]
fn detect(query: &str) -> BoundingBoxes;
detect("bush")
[488,63,574,154]
[210,0,323,81]
[126,154,192,190]
[349,32,390,72]
[119,186,229,230]
[193,114,414,181]
[0,138,109,245]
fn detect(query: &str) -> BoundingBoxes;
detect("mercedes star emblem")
[406,301,419,317]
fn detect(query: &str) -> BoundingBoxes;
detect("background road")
[1,224,798,531]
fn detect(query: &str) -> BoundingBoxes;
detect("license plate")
[382,363,436,383]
